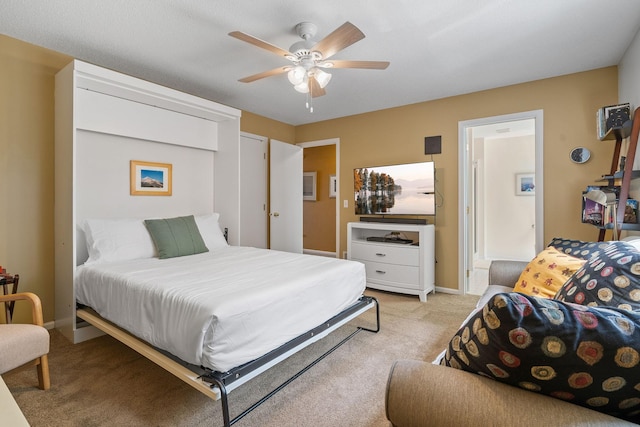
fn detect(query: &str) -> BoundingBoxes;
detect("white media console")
[347,222,435,302]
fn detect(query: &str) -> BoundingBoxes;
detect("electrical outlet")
[343,200,348,208]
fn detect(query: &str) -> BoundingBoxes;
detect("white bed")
[75,246,366,372]
[73,215,377,426]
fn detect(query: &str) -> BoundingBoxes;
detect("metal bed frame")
[76,295,379,427]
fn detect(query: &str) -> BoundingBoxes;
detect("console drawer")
[358,260,420,289]
[350,242,419,266]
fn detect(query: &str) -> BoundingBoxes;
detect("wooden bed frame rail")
[76,295,380,427]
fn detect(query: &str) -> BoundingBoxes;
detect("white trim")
[297,138,341,257]
[239,131,268,142]
[458,110,544,294]
[435,286,462,295]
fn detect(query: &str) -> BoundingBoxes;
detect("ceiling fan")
[229,22,389,100]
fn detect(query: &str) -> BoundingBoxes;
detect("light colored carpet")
[4,289,479,427]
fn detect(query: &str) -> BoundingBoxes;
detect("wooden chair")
[0,292,50,390]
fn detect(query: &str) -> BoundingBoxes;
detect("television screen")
[354,161,435,215]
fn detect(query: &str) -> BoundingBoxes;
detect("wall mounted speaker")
[424,136,442,155]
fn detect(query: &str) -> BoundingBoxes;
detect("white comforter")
[75,246,366,372]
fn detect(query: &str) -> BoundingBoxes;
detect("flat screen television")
[354,161,435,215]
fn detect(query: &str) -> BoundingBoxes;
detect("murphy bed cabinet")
[347,222,435,301]
[595,106,640,240]
[54,60,241,343]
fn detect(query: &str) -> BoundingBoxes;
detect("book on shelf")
[582,193,640,226]
[582,196,605,226]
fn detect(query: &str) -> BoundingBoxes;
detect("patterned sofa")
[386,239,640,427]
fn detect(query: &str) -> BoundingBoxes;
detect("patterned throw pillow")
[513,247,586,299]
[441,292,640,423]
[555,241,640,311]
[548,237,610,260]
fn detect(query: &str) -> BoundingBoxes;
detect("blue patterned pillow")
[548,237,610,260]
[555,241,640,311]
[442,292,640,423]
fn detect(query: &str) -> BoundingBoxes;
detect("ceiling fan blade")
[309,76,326,98]
[312,22,365,60]
[238,66,290,83]
[229,31,293,58]
[321,60,390,70]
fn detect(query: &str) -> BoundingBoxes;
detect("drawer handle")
[375,253,386,257]
[375,270,386,274]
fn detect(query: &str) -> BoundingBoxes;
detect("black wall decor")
[424,136,442,155]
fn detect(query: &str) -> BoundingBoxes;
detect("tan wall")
[303,145,336,252]
[296,67,620,291]
[0,36,71,323]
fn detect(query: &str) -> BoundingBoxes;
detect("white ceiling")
[2,0,640,126]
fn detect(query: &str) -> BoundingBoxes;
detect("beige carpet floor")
[4,289,479,427]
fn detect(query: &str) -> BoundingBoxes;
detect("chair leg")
[37,355,50,390]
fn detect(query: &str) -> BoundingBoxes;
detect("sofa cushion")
[555,241,640,311]
[547,237,610,260]
[441,292,640,423]
[513,247,586,299]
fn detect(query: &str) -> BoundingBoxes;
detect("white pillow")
[83,218,157,264]
[622,236,640,252]
[195,214,229,250]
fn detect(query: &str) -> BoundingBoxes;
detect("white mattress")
[75,246,366,372]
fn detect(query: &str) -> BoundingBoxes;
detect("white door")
[269,139,303,253]
[240,133,267,248]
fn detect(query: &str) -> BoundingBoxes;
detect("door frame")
[458,110,544,294]
[296,138,340,257]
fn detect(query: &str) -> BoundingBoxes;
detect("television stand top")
[359,217,427,225]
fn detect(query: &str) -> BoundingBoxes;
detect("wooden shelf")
[597,170,640,182]
[595,222,640,231]
[591,107,640,241]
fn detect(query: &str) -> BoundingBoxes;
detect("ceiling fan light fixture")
[287,66,306,85]
[313,68,332,88]
[294,81,309,93]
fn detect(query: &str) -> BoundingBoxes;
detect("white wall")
[483,135,536,261]
[619,26,640,170]
[76,130,214,221]
[619,27,640,118]
[619,27,640,202]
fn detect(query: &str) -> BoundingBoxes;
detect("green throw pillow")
[144,215,209,259]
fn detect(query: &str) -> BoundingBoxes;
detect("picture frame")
[303,171,317,201]
[516,173,535,196]
[329,174,337,198]
[130,160,172,196]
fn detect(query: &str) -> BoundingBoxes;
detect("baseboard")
[434,286,462,295]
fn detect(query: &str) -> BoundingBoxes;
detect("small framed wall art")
[329,174,337,198]
[303,171,317,201]
[516,173,535,196]
[130,160,172,196]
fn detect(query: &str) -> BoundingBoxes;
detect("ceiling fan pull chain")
[306,90,312,112]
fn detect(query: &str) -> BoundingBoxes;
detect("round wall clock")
[570,147,591,164]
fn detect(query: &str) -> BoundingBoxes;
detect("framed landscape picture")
[130,160,172,196]
[516,173,535,196]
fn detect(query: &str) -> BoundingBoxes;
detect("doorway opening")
[297,138,340,257]
[459,111,544,295]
